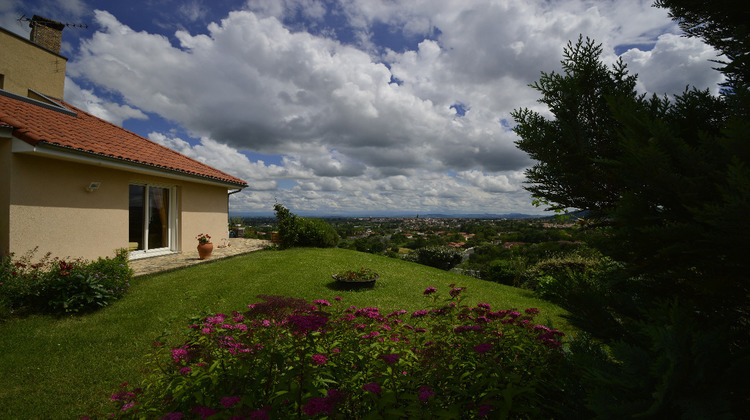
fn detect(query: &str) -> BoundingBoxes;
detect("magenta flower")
[478,404,493,417]
[179,367,192,375]
[525,307,540,315]
[412,310,429,318]
[312,354,328,365]
[423,287,437,295]
[121,401,135,411]
[249,408,269,419]
[449,287,465,297]
[363,382,382,394]
[159,412,185,420]
[477,302,491,310]
[334,296,343,301]
[170,347,189,363]
[287,314,329,332]
[314,299,331,307]
[193,406,218,419]
[380,353,401,365]
[418,386,435,402]
[220,395,242,409]
[473,343,493,354]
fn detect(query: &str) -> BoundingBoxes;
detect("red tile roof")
[0,92,247,187]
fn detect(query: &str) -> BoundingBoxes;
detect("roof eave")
[12,138,248,189]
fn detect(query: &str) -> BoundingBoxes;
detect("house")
[0,17,248,261]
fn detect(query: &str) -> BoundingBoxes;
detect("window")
[129,183,177,257]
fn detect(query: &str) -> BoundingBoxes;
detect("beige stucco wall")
[6,149,231,262]
[0,28,67,99]
[0,137,11,255]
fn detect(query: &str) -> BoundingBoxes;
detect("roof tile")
[0,93,247,187]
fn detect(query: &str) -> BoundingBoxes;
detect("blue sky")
[1,0,725,216]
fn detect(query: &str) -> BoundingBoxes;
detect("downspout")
[227,188,243,218]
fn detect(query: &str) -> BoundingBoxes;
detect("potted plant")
[196,233,213,260]
[332,267,379,288]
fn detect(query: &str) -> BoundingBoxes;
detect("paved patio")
[129,238,271,277]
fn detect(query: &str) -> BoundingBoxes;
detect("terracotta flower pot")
[197,242,213,260]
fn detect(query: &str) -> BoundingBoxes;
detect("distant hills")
[231,211,554,219]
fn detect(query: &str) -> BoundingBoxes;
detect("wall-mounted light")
[86,181,101,192]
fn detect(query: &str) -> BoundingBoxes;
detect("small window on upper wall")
[0,74,5,90]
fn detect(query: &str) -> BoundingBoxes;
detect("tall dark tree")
[654,0,750,89]
[512,31,749,420]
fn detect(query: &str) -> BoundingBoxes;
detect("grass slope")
[0,248,570,419]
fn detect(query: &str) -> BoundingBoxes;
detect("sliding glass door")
[129,183,176,255]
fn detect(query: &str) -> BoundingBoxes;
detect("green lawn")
[0,248,571,419]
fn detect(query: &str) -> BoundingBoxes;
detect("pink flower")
[380,353,400,365]
[525,307,540,315]
[287,314,329,332]
[312,354,328,365]
[418,386,435,402]
[249,408,269,419]
[363,382,382,394]
[314,299,331,307]
[334,296,343,301]
[192,406,218,419]
[159,412,185,420]
[473,343,493,354]
[220,395,242,409]
[477,302,491,310]
[412,310,429,318]
[171,347,189,363]
[423,287,437,295]
[179,367,192,375]
[121,401,135,411]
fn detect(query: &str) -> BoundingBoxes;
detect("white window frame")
[129,182,178,260]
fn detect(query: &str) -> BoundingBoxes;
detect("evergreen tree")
[512,34,749,418]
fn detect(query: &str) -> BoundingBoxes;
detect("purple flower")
[412,310,429,318]
[314,299,331,307]
[380,353,401,365]
[179,367,192,375]
[121,401,135,411]
[418,386,435,402]
[423,287,437,295]
[478,404,493,417]
[334,296,343,301]
[159,412,185,420]
[453,325,482,333]
[192,406,218,419]
[249,408,269,419]
[449,287,465,297]
[312,354,328,365]
[220,395,242,409]
[302,389,342,416]
[170,347,189,363]
[525,307,540,315]
[477,302,491,310]
[363,382,382,394]
[473,343,493,354]
[287,314,329,332]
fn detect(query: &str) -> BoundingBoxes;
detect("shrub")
[104,287,569,419]
[274,204,339,248]
[407,246,464,271]
[0,248,132,317]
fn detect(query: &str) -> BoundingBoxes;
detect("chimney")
[28,15,65,54]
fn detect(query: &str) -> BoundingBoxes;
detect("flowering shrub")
[106,286,566,418]
[0,248,132,317]
[196,233,212,244]
[332,267,378,282]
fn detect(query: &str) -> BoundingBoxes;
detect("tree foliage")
[273,204,339,249]
[512,31,749,419]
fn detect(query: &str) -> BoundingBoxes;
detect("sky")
[1,0,725,216]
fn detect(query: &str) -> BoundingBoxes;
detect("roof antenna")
[17,14,88,29]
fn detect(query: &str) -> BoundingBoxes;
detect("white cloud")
[61,1,725,214]
[63,77,148,126]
